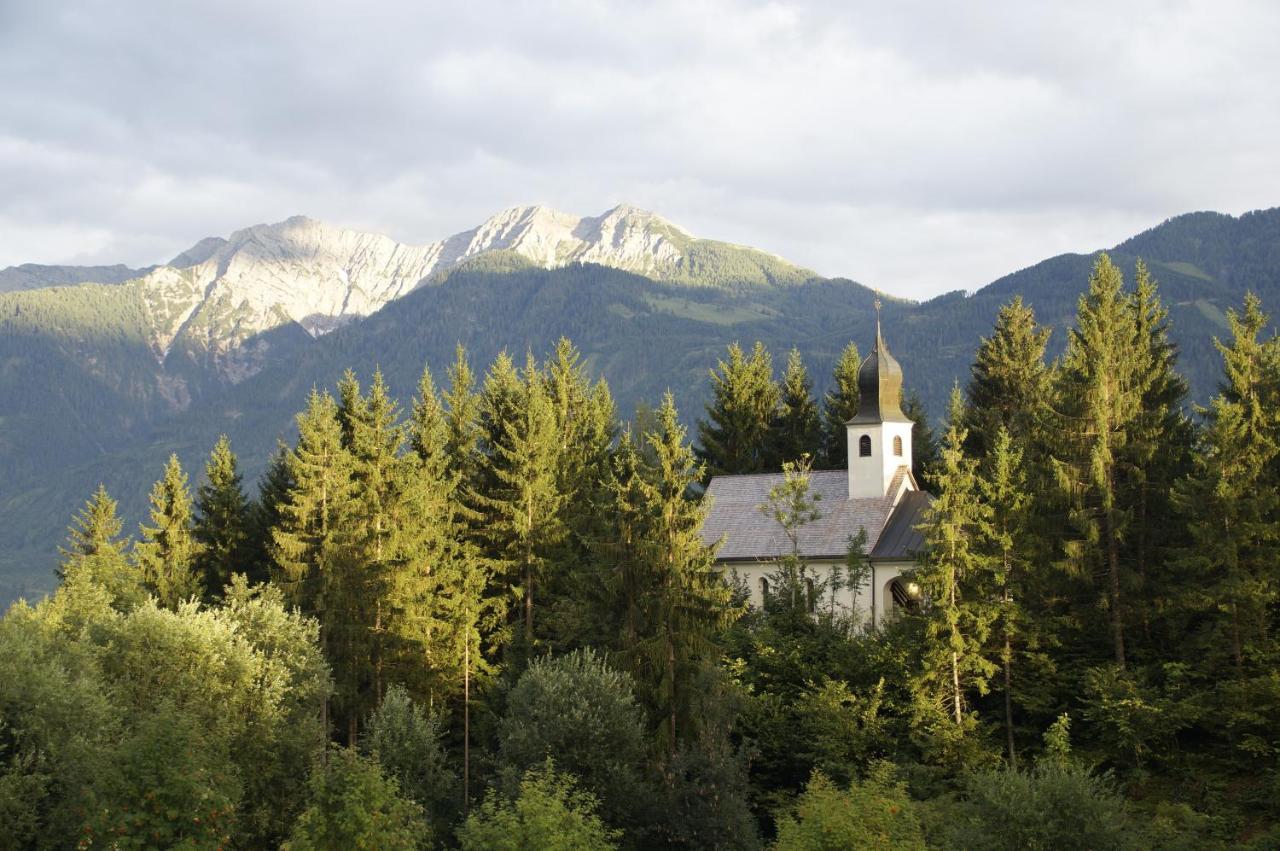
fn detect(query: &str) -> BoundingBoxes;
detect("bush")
[931,761,1139,851]
[286,746,427,851]
[773,765,925,851]
[498,649,647,831]
[456,763,620,851]
[364,685,458,829]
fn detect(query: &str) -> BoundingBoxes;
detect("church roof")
[849,318,911,425]
[701,467,926,562]
[869,490,931,560]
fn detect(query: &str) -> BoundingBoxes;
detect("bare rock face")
[127,205,699,379]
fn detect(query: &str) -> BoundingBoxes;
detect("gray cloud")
[1,0,1277,298]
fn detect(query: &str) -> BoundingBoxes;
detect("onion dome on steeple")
[849,302,911,425]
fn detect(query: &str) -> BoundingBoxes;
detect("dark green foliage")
[193,435,252,598]
[902,392,939,488]
[820,342,861,468]
[497,649,648,834]
[288,746,428,851]
[364,685,458,831]
[929,762,1139,851]
[698,342,779,476]
[767,349,821,468]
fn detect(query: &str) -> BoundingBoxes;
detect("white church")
[700,320,932,626]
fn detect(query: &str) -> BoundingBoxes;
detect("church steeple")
[849,301,910,425]
[846,302,915,499]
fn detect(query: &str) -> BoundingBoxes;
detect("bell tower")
[847,303,914,499]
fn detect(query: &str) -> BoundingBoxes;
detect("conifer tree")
[193,435,252,599]
[768,348,821,467]
[273,388,362,738]
[444,345,484,497]
[1123,263,1194,648]
[914,390,997,747]
[1052,254,1144,668]
[1172,293,1280,674]
[244,443,295,586]
[821,341,861,468]
[60,483,126,567]
[963,296,1050,458]
[135,454,203,608]
[58,484,145,606]
[627,392,736,755]
[696,341,778,476]
[903,391,940,488]
[978,427,1034,767]
[477,353,565,645]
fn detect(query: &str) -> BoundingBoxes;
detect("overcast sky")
[2,1,1278,299]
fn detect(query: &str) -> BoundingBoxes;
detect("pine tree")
[903,391,940,488]
[244,442,294,586]
[627,392,737,755]
[273,388,362,738]
[193,435,251,599]
[60,483,126,567]
[135,454,203,609]
[696,341,778,476]
[977,427,1034,767]
[821,341,861,468]
[1123,263,1194,651]
[963,296,1050,458]
[477,353,565,646]
[58,484,145,606]
[1052,253,1144,669]
[768,348,821,467]
[1172,293,1280,674]
[914,390,997,750]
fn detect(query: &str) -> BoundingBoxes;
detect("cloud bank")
[2,0,1277,298]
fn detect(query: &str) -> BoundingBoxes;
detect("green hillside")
[3,208,1280,605]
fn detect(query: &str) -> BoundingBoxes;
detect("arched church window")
[859,435,872,457]
[805,577,816,613]
[893,435,903,457]
[759,577,769,601]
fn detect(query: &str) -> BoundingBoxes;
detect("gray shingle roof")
[701,468,925,562]
[870,490,932,560]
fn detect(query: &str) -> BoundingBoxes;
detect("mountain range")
[3,203,1279,605]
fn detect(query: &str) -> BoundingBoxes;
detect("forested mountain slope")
[2,206,1279,605]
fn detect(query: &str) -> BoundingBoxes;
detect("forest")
[2,253,1279,849]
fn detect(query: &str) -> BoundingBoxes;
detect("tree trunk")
[1104,504,1126,669]
[951,650,962,726]
[463,632,471,812]
[1004,630,1017,769]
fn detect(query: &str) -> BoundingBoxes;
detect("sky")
[2,0,1278,300]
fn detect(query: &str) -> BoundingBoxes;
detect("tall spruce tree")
[977,427,1034,767]
[697,341,778,476]
[1052,254,1144,669]
[135,454,203,609]
[193,435,252,599]
[914,390,997,753]
[244,443,295,586]
[1172,293,1280,674]
[963,296,1051,458]
[903,391,940,489]
[629,392,737,756]
[58,484,144,607]
[768,348,821,468]
[477,353,565,646]
[273,388,362,740]
[60,483,126,567]
[1123,263,1194,651]
[821,341,861,469]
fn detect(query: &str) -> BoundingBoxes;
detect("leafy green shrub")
[773,765,924,850]
[456,763,620,851]
[286,746,427,851]
[364,684,458,830]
